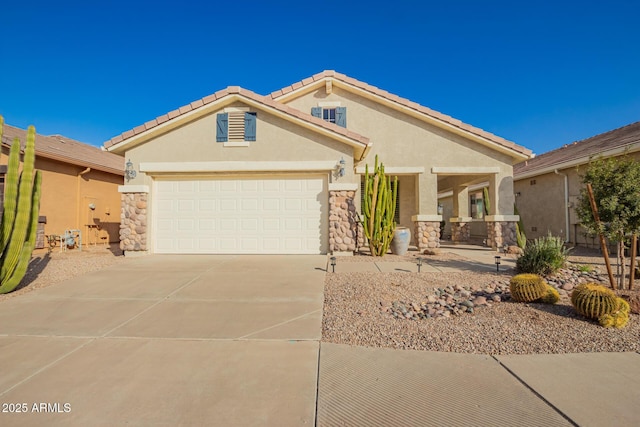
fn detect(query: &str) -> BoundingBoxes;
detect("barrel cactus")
[509,273,547,302]
[539,284,560,304]
[571,283,629,328]
[0,116,43,294]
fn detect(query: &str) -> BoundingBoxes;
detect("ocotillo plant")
[362,155,397,256]
[0,116,43,294]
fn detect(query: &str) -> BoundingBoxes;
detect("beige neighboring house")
[104,70,532,256]
[513,121,640,247]
[0,123,124,247]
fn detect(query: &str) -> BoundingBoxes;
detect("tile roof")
[269,70,532,158]
[514,121,640,177]
[1,123,124,175]
[103,86,370,151]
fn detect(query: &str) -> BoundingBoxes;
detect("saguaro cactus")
[362,155,398,256]
[0,116,43,294]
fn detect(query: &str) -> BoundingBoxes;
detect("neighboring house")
[513,121,640,247]
[104,70,532,256]
[0,123,124,247]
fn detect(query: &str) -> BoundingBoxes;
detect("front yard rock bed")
[322,256,640,355]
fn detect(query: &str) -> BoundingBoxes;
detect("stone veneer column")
[450,217,472,244]
[485,215,519,250]
[118,185,149,256]
[412,215,442,252]
[329,183,360,255]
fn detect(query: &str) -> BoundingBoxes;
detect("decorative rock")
[472,296,488,306]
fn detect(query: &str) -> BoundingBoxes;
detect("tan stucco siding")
[0,149,122,245]
[285,87,516,217]
[125,102,355,185]
[515,151,640,246]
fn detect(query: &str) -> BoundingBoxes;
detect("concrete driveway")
[0,255,326,426]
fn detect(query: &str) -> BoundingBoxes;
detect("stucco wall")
[125,102,354,185]
[283,86,517,218]
[514,151,640,246]
[0,148,122,245]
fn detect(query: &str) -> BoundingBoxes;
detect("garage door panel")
[154,176,326,254]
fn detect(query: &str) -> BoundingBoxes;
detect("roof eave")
[514,141,640,180]
[105,93,370,158]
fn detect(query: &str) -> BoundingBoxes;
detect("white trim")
[485,215,520,222]
[355,166,425,174]
[514,142,640,180]
[139,161,337,173]
[449,217,473,223]
[318,101,342,107]
[223,106,250,112]
[223,141,250,147]
[411,214,443,222]
[438,181,490,199]
[328,183,359,191]
[118,185,150,193]
[431,167,500,175]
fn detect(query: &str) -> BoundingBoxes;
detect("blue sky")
[1,0,638,156]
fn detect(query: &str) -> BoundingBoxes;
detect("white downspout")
[555,169,570,243]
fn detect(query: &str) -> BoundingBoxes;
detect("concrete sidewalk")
[317,343,640,427]
[332,243,517,274]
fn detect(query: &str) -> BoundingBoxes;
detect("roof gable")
[103,86,371,159]
[1,123,124,175]
[514,121,640,178]
[270,70,532,161]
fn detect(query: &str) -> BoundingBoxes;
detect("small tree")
[576,156,640,289]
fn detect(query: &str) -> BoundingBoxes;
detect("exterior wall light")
[495,255,501,272]
[437,202,444,215]
[337,157,346,178]
[330,256,337,273]
[125,159,137,182]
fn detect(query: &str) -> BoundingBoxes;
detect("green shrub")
[515,233,570,275]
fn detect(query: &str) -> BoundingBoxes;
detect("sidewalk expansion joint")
[491,355,579,427]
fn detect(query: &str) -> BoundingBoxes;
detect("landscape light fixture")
[495,255,501,272]
[416,257,424,273]
[330,256,337,273]
[125,159,137,182]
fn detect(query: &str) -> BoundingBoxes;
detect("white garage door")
[154,176,327,254]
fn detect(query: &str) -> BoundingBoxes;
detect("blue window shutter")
[244,112,256,141]
[336,107,347,127]
[311,107,322,118]
[216,113,228,142]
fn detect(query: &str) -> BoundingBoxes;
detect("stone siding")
[329,190,360,253]
[414,220,441,252]
[486,221,517,250]
[120,193,148,251]
[451,222,471,243]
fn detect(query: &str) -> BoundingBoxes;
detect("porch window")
[470,191,484,219]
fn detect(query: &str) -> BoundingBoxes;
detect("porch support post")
[450,217,472,244]
[118,185,150,257]
[328,183,360,255]
[485,215,519,250]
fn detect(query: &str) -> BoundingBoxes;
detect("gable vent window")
[312,106,346,128]
[216,111,257,145]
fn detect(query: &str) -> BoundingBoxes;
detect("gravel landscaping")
[0,244,126,302]
[322,247,640,355]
